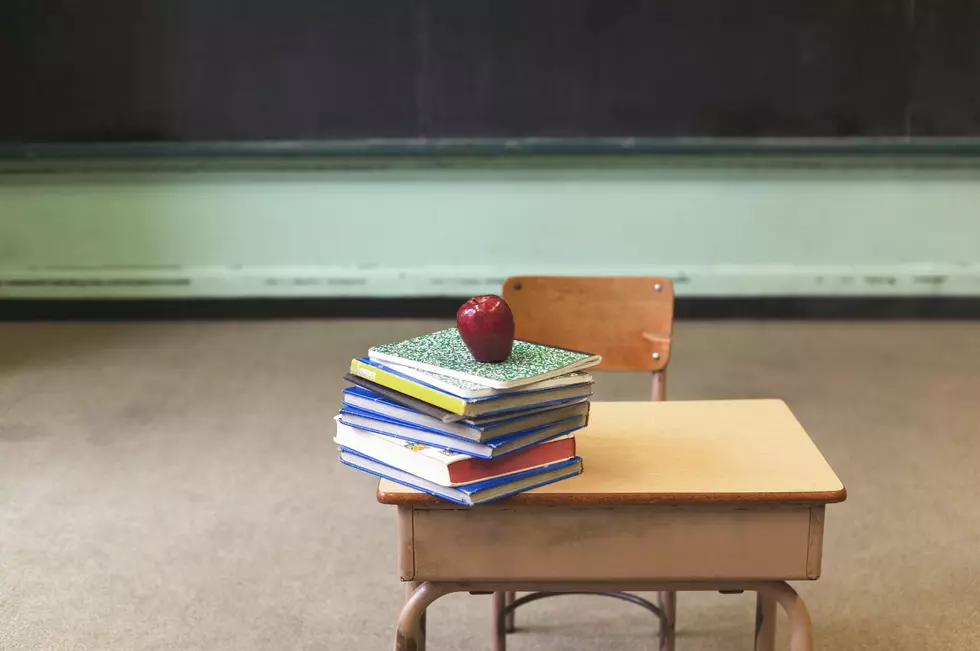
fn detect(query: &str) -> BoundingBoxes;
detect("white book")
[368,328,601,390]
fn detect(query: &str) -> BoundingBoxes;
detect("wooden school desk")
[378,400,847,651]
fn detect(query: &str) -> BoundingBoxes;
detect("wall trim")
[3,297,980,321]
[1,264,978,300]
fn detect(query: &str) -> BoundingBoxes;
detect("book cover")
[466,399,591,425]
[342,385,590,442]
[349,358,468,415]
[339,450,584,506]
[334,421,577,486]
[343,373,465,423]
[368,327,601,389]
[380,360,593,399]
[336,407,587,459]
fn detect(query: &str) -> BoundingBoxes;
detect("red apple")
[456,295,515,362]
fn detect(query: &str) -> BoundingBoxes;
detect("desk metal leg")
[396,583,457,651]
[404,582,427,651]
[756,582,812,651]
[395,581,811,651]
[755,591,777,651]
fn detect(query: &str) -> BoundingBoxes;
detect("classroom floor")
[1,319,978,651]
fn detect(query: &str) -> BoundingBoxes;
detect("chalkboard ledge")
[7,138,980,173]
[2,297,979,321]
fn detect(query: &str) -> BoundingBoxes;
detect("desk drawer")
[401,505,824,582]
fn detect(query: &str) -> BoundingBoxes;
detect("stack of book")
[334,327,601,506]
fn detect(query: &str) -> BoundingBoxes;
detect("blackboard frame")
[6,138,980,172]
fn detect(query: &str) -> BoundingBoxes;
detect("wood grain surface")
[501,276,674,372]
[378,400,846,506]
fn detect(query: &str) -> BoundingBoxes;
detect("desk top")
[377,399,846,507]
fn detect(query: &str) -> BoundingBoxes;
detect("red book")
[335,422,577,487]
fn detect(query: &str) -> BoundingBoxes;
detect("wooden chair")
[495,275,677,650]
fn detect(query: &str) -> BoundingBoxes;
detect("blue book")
[336,406,587,459]
[339,449,584,506]
[342,385,591,442]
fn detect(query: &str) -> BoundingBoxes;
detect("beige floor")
[1,319,978,651]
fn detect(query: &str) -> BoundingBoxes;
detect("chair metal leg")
[658,590,676,651]
[652,373,670,649]
[651,370,667,401]
[504,591,517,632]
[490,590,517,651]
[755,590,777,651]
[495,590,668,650]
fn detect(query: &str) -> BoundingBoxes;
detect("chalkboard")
[1,0,978,151]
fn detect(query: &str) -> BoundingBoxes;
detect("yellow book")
[348,357,594,420]
[350,358,468,414]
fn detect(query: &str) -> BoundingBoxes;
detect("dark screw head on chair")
[513,281,522,290]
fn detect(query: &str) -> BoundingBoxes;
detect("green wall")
[2,162,979,298]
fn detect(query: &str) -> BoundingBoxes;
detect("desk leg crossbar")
[398,581,811,651]
[493,590,669,651]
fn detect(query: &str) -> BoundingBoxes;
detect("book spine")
[349,359,468,415]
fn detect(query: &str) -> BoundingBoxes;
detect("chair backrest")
[501,276,674,373]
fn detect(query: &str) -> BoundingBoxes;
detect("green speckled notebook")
[368,328,601,389]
